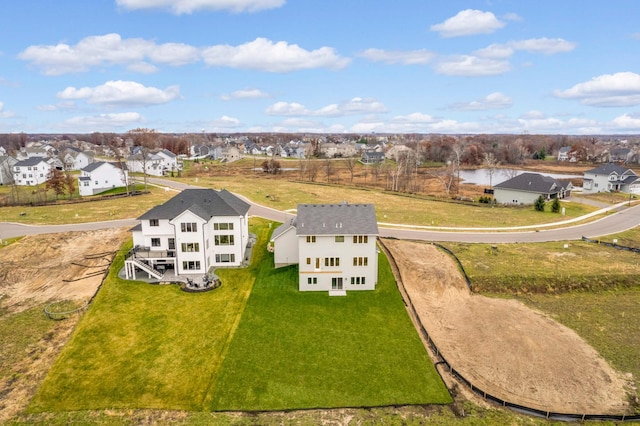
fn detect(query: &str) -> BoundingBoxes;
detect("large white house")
[583,164,640,194]
[13,157,52,186]
[125,189,250,280]
[78,161,129,197]
[493,172,573,205]
[271,203,379,293]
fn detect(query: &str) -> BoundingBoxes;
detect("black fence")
[582,236,640,254]
[378,238,640,423]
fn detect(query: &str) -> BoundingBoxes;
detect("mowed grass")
[0,186,174,225]
[209,247,451,410]
[28,218,449,413]
[28,238,255,412]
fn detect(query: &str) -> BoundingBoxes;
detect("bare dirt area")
[0,228,129,313]
[0,229,130,422]
[382,238,632,415]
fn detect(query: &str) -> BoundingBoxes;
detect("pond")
[459,168,582,186]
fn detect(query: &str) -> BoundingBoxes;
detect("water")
[459,168,581,186]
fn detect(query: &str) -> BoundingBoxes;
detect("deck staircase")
[130,258,164,280]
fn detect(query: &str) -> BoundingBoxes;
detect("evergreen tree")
[551,197,561,213]
[534,195,546,212]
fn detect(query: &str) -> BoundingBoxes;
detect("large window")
[353,235,369,244]
[214,235,235,246]
[151,238,161,247]
[181,242,200,252]
[306,235,316,243]
[307,277,317,285]
[214,222,234,230]
[324,257,340,267]
[182,261,201,270]
[215,253,236,263]
[149,219,159,227]
[181,222,197,232]
[353,257,368,266]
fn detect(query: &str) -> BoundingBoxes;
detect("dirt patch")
[0,228,129,313]
[0,229,130,422]
[383,238,632,415]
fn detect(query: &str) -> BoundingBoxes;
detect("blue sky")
[1,0,640,135]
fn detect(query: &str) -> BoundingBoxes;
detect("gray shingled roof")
[271,217,296,240]
[296,203,378,236]
[494,172,570,193]
[586,163,635,176]
[15,157,48,167]
[139,189,250,221]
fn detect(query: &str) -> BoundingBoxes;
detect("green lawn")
[28,219,450,413]
[209,248,451,411]
[28,239,255,412]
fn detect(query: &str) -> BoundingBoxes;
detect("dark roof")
[15,157,48,166]
[585,163,635,176]
[78,176,90,181]
[271,217,296,240]
[296,203,378,236]
[494,172,569,194]
[139,189,250,221]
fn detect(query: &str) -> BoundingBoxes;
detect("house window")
[353,235,369,244]
[215,235,234,245]
[181,222,197,232]
[214,222,234,230]
[151,238,161,247]
[353,257,368,266]
[335,236,344,243]
[306,257,311,265]
[324,257,340,267]
[306,235,316,243]
[307,277,317,285]
[181,242,200,252]
[83,181,89,186]
[215,253,235,263]
[149,219,159,226]
[182,261,201,270]
[168,238,175,250]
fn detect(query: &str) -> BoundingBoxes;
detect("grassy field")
[209,248,451,410]
[28,218,450,414]
[444,240,640,294]
[28,238,255,412]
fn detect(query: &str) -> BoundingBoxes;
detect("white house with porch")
[125,188,250,281]
[13,157,52,186]
[78,161,128,196]
[270,203,379,293]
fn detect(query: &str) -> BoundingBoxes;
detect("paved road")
[1,177,639,243]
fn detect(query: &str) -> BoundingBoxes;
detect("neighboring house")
[220,146,242,162]
[493,172,572,205]
[361,151,385,164]
[13,157,52,186]
[609,148,633,163]
[557,146,571,161]
[125,189,250,280]
[78,161,128,197]
[583,163,640,194]
[0,156,17,185]
[61,147,94,171]
[271,203,379,293]
[154,149,181,175]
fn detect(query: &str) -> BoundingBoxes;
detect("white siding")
[494,188,542,205]
[272,226,298,267]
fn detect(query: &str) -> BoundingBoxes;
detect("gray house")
[493,172,572,205]
[0,156,17,185]
[583,163,639,194]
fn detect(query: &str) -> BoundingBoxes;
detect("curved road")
[1,177,639,243]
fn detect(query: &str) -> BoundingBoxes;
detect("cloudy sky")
[2,0,640,134]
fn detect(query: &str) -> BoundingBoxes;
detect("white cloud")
[202,37,349,72]
[508,38,576,55]
[0,102,14,118]
[430,9,505,38]
[435,55,510,76]
[19,33,199,75]
[554,72,640,107]
[57,80,180,106]
[61,112,144,130]
[358,48,435,65]
[116,0,285,14]
[37,101,77,111]
[502,12,522,22]
[209,115,241,129]
[266,97,386,116]
[220,88,269,100]
[474,44,514,59]
[612,113,640,129]
[449,92,512,111]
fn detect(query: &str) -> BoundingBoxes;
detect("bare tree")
[306,158,320,182]
[128,128,158,191]
[324,159,334,183]
[343,157,357,183]
[483,152,499,188]
[108,135,131,195]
